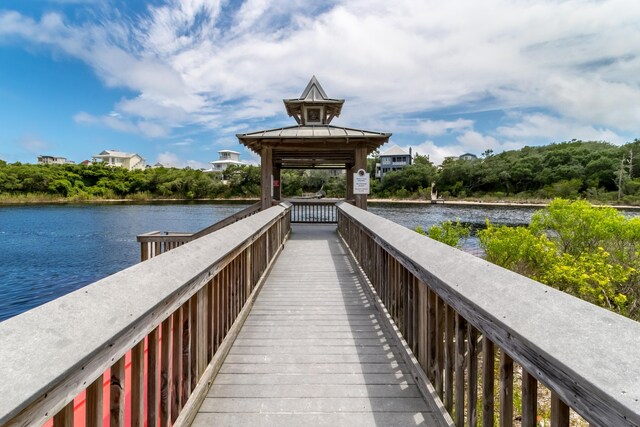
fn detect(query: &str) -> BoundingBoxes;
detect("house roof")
[93,150,139,159]
[210,159,247,166]
[218,149,240,155]
[380,145,410,156]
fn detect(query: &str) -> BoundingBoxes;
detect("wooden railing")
[289,199,338,223]
[337,201,640,427]
[137,202,261,261]
[0,202,291,427]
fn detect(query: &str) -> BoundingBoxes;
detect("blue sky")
[1,0,639,167]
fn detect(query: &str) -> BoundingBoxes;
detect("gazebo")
[237,76,392,210]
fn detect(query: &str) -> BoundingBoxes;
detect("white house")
[375,146,412,179]
[209,150,248,172]
[37,155,74,165]
[91,150,146,171]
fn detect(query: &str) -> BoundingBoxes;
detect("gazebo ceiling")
[237,76,392,168]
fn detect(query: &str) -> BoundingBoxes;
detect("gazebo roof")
[237,125,390,155]
[237,76,392,168]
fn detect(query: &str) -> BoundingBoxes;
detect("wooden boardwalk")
[192,224,445,426]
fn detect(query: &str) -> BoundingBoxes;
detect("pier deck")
[192,224,444,426]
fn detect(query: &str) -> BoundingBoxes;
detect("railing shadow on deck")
[0,202,292,427]
[337,201,640,427]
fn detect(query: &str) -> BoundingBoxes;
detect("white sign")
[353,169,370,195]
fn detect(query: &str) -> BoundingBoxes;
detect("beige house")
[91,150,146,171]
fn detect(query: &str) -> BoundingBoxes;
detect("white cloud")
[456,131,501,152]
[418,119,474,136]
[74,112,171,138]
[497,113,625,144]
[401,141,463,166]
[156,152,182,167]
[156,151,210,169]
[2,0,640,149]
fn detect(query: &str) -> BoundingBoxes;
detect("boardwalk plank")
[193,412,438,426]
[193,224,444,426]
[207,384,422,398]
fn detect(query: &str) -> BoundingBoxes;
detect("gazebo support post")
[346,163,354,203]
[261,147,273,210]
[354,145,368,210]
[273,167,281,201]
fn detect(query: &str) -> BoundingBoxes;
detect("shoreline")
[2,196,640,210]
[368,198,640,209]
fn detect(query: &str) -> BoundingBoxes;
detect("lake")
[0,201,635,322]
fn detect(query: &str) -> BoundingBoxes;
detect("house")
[376,146,412,179]
[37,155,74,165]
[208,150,248,173]
[91,150,145,171]
[459,153,478,161]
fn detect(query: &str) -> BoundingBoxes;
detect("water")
[0,201,251,322]
[2,201,639,322]
[369,202,538,230]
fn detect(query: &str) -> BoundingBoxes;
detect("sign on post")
[353,169,370,195]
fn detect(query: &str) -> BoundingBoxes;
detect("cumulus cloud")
[402,141,463,166]
[156,151,210,169]
[1,0,640,154]
[74,111,171,137]
[497,113,626,145]
[418,119,474,137]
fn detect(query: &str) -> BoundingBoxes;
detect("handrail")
[337,201,640,427]
[137,201,261,261]
[288,199,338,223]
[0,202,292,426]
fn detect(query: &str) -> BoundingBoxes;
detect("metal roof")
[283,76,345,124]
[237,125,390,139]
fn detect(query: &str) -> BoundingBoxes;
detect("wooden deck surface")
[192,224,444,426]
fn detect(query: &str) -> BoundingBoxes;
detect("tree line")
[378,139,640,203]
[2,139,640,202]
[0,162,261,200]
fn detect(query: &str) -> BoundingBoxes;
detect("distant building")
[376,146,412,179]
[459,153,478,161]
[208,150,248,173]
[91,150,145,171]
[37,155,74,165]
[80,160,92,166]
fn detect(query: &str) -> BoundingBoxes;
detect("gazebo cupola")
[283,76,344,125]
[238,76,392,211]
